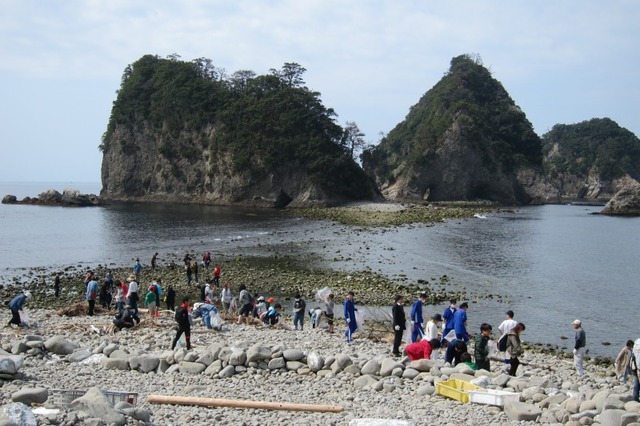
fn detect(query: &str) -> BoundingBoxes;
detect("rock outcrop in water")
[601,179,640,216]
[1,189,102,207]
[99,55,380,208]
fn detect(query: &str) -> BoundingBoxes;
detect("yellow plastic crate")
[435,379,483,403]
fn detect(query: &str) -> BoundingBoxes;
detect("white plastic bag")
[404,321,412,344]
[19,309,30,328]
[355,310,364,332]
[444,329,456,342]
[488,340,497,357]
[315,287,332,302]
[211,313,221,329]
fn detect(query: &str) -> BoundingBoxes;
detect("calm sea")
[1,181,638,358]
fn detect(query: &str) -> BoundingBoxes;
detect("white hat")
[24,291,31,299]
[572,319,581,325]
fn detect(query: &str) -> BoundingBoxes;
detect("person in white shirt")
[425,313,443,360]
[498,310,517,336]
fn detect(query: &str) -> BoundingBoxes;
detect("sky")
[0,1,638,184]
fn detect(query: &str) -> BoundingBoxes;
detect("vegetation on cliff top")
[542,117,640,181]
[362,54,542,183]
[100,54,377,200]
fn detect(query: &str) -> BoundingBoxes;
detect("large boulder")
[0,355,24,376]
[246,344,271,363]
[602,180,640,216]
[282,349,304,361]
[44,336,79,355]
[504,401,542,422]
[306,352,324,372]
[1,402,37,426]
[68,387,126,426]
[361,359,382,376]
[67,348,92,363]
[179,361,207,375]
[11,388,48,405]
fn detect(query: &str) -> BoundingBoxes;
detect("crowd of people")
[4,251,640,403]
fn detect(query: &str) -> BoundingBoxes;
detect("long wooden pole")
[147,394,344,413]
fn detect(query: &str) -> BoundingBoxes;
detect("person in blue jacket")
[410,293,427,342]
[441,299,457,345]
[453,302,469,343]
[344,291,357,344]
[7,291,31,327]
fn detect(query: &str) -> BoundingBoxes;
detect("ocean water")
[1,181,638,358]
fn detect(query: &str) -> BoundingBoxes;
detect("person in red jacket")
[404,338,441,361]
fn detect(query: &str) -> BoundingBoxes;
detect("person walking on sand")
[410,293,427,343]
[7,291,31,327]
[392,295,406,357]
[573,319,587,377]
[171,297,192,350]
[453,302,469,343]
[344,291,357,344]
[441,299,457,345]
[506,322,526,376]
[615,340,635,383]
[86,277,98,316]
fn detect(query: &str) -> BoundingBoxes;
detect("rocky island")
[1,189,102,207]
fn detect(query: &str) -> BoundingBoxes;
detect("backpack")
[175,307,184,322]
[497,333,508,352]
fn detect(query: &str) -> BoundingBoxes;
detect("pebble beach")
[1,306,639,426]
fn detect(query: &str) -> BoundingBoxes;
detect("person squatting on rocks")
[262,303,282,326]
[344,291,357,344]
[506,322,526,376]
[113,304,136,331]
[444,339,468,366]
[392,295,406,357]
[410,293,426,343]
[7,291,31,327]
[85,277,98,316]
[573,319,587,377]
[474,323,493,371]
[405,338,441,361]
[172,297,192,350]
[453,302,469,343]
[193,300,221,330]
[441,299,457,346]
[293,293,306,331]
[615,340,635,383]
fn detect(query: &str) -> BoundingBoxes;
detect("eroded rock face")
[601,180,640,216]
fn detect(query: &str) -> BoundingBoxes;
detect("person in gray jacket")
[573,319,586,377]
[506,322,526,376]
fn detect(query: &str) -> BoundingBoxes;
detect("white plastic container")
[467,389,520,406]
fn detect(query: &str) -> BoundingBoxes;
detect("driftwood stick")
[147,394,344,413]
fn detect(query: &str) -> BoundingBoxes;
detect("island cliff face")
[361,54,543,205]
[100,55,380,207]
[361,55,640,205]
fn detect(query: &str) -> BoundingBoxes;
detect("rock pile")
[1,310,639,425]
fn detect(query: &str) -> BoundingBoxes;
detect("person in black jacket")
[171,297,192,350]
[392,295,406,357]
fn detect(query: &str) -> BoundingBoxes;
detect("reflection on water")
[1,183,639,358]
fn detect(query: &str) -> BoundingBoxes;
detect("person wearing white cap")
[572,319,586,376]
